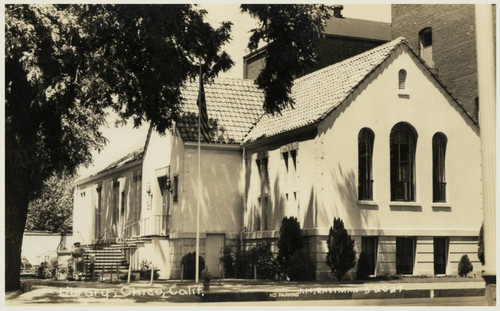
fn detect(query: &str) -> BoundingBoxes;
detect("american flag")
[197,75,211,143]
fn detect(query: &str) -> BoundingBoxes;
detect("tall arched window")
[358,128,374,200]
[390,123,417,201]
[419,27,434,67]
[433,133,447,202]
[398,69,407,90]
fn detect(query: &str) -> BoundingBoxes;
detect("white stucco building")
[73,38,482,280]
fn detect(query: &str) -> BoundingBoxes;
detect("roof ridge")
[327,16,391,26]
[243,37,408,144]
[294,37,407,85]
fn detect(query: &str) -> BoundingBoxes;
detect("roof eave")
[324,33,390,43]
[76,157,143,187]
[242,123,318,150]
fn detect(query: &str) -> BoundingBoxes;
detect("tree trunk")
[5,175,30,292]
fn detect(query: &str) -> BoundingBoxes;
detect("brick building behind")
[391,4,496,121]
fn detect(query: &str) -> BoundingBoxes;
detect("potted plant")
[57,266,68,280]
[202,269,211,292]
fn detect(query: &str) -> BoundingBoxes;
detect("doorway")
[205,234,225,278]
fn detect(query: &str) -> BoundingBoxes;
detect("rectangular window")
[433,237,448,275]
[173,175,179,203]
[112,180,119,237]
[257,153,270,231]
[396,237,415,274]
[282,152,289,171]
[121,191,125,215]
[361,237,378,275]
[281,145,299,215]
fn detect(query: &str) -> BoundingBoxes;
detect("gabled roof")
[324,17,391,41]
[176,78,264,144]
[76,147,144,185]
[243,37,407,144]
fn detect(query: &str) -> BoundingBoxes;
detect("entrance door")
[396,237,415,274]
[434,237,447,274]
[205,234,225,278]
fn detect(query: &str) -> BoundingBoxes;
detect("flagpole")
[195,62,202,284]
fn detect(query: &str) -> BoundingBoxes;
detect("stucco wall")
[180,145,243,234]
[245,137,319,233]
[315,46,482,236]
[141,128,184,233]
[21,231,76,266]
[75,163,142,243]
[243,45,482,278]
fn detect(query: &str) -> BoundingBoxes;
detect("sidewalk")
[5,277,486,305]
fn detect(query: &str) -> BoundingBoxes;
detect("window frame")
[398,69,407,91]
[390,123,417,202]
[358,128,375,201]
[419,27,434,68]
[432,133,447,203]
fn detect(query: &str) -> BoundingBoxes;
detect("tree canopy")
[241,4,333,114]
[25,172,74,233]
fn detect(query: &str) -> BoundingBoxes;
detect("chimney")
[333,5,343,18]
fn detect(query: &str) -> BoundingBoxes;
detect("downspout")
[241,146,247,252]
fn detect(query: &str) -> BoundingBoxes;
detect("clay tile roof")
[243,37,406,143]
[324,17,392,41]
[177,77,264,144]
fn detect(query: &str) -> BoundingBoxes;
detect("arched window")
[390,123,417,201]
[433,133,447,202]
[398,69,407,90]
[419,27,434,67]
[358,128,374,200]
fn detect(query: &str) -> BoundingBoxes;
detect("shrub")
[50,257,59,278]
[139,260,160,280]
[234,249,250,278]
[478,224,485,265]
[287,249,315,281]
[277,217,303,275]
[234,242,278,279]
[36,262,52,279]
[220,246,235,278]
[249,242,278,279]
[326,217,356,281]
[356,252,371,280]
[458,254,473,277]
[180,252,205,279]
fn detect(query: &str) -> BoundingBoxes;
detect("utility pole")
[475,4,496,306]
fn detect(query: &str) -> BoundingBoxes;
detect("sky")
[77,4,392,178]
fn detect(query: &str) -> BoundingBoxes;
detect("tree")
[326,217,356,281]
[6,4,332,291]
[5,4,232,291]
[241,4,334,114]
[25,172,74,233]
[277,216,303,275]
[478,224,485,265]
[458,254,473,277]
